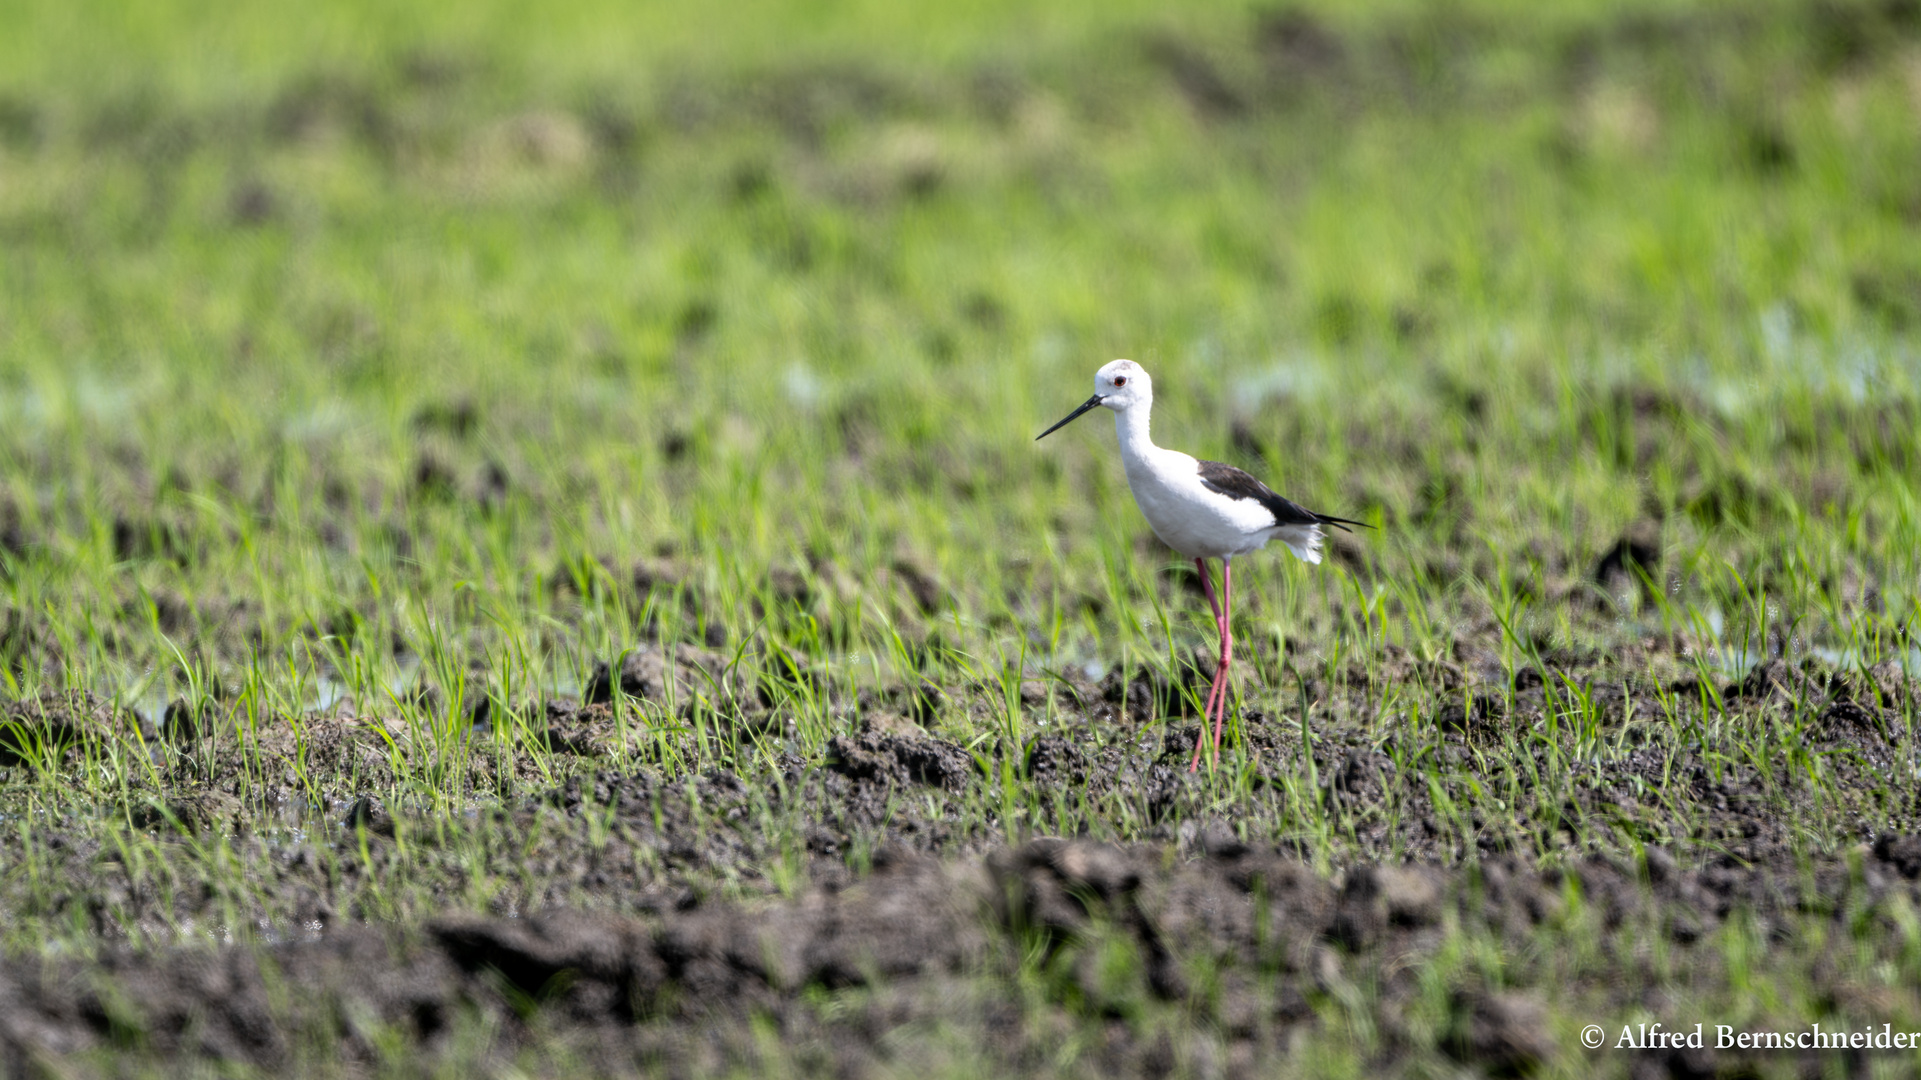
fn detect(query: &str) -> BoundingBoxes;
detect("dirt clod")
[1593,522,1661,588]
[584,643,730,706]
[824,731,973,789]
[1334,864,1443,946]
[1725,658,1817,704]
[131,790,244,835]
[0,691,143,766]
[1874,833,1921,879]
[1447,990,1553,1076]
[342,795,396,837]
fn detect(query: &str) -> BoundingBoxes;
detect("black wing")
[1196,460,1371,533]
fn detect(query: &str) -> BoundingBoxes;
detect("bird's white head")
[1094,359,1151,412]
[1035,359,1154,441]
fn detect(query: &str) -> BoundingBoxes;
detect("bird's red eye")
[1113,376,1127,387]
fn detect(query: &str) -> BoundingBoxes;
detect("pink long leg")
[1196,561,1228,719]
[1211,558,1234,758]
[1189,558,1231,772]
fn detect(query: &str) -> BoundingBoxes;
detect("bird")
[1037,359,1367,772]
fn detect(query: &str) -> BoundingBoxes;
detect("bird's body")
[1111,402,1332,562]
[1038,359,1366,771]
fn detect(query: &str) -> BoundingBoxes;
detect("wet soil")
[6,834,1921,1077]
[1,641,1916,1073]
[5,645,1916,913]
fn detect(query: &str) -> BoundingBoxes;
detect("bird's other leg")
[1197,559,1230,726]
[1190,557,1227,773]
[1211,558,1235,759]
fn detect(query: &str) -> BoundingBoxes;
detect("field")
[3,0,1921,1074]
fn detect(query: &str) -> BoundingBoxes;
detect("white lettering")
[1601,1021,1921,1052]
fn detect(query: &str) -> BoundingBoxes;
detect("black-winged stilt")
[1037,359,1368,771]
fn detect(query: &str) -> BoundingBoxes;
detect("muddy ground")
[2,637,1918,1076]
[8,831,1921,1077]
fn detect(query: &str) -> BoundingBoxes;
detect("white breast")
[1121,446,1276,559]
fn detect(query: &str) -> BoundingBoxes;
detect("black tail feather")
[1314,513,1373,532]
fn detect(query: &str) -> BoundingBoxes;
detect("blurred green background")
[0,0,1917,705]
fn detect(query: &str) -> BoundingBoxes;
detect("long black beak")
[1035,394,1104,440]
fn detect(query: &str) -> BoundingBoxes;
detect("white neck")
[1112,402,1156,465]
